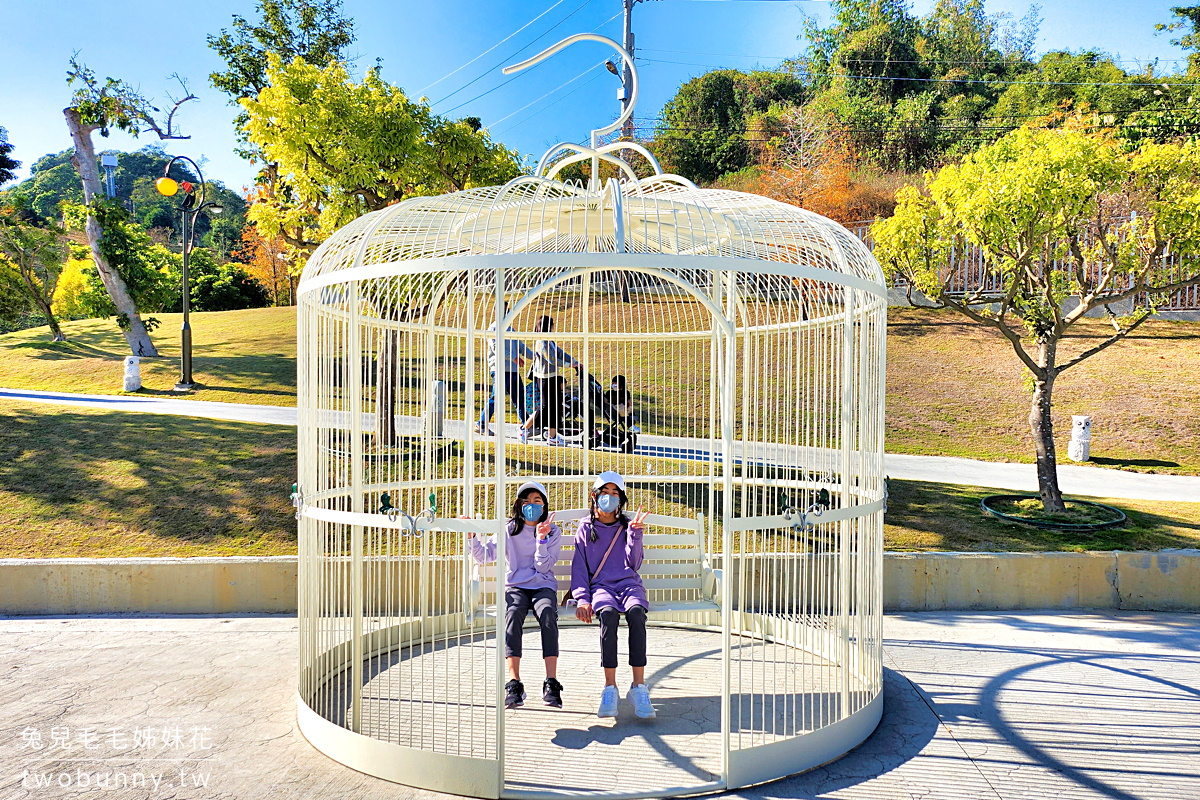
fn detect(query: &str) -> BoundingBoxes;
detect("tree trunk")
[1029,338,1066,513]
[377,329,399,446]
[35,296,65,342]
[64,108,159,357]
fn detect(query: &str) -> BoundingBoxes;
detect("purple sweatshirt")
[468,520,562,593]
[571,517,648,612]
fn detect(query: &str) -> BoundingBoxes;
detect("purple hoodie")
[468,520,562,593]
[571,516,648,612]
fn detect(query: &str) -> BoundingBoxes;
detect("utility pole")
[621,0,637,139]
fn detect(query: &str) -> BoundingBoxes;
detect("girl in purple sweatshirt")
[468,480,564,709]
[571,470,656,719]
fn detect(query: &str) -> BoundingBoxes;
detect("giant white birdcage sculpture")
[294,34,886,799]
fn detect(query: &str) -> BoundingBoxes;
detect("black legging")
[598,606,647,669]
[528,375,565,431]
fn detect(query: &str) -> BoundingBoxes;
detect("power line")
[494,71,610,136]
[432,0,598,108]
[416,0,570,96]
[450,10,621,122]
[489,60,609,128]
[639,48,1191,67]
[637,58,1200,87]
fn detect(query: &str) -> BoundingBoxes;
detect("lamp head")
[155,177,179,197]
[209,204,224,215]
[605,60,620,77]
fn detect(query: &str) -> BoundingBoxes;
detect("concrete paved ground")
[1,611,1197,800]
[4,387,1198,501]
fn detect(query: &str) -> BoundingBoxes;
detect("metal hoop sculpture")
[295,33,886,800]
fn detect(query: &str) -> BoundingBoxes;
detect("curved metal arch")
[503,33,638,144]
[538,141,664,181]
[500,264,736,338]
[504,33,640,186]
[540,144,640,183]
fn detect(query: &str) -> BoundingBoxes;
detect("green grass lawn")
[0,307,296,406]
[1,399,1195,558]
[884,479,1200,552]
[3,305,1198,474]
[0,399,296,557]
[886,308,1200,475]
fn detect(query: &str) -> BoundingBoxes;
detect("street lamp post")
[155,156,221,391]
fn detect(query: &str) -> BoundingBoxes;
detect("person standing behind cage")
[519,315,581,447]
[476,303,535,437]
[467,480,566,709]
[571,471,656,719]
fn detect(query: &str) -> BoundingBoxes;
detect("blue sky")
[0,1,1191,192]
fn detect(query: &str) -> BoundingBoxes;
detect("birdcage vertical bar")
[720,268,736,780]
[838,287,854,721]
[349,280,365,733]
[493,266,507,791]
[466,270,477,517]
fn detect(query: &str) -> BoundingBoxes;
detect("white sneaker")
[597,685,619,718]
[518,427,528,444]
[627,683,655,718]
[473,422,491,437]
[547,434,564,447]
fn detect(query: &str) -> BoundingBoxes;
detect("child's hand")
[537,511,556,540]
[575,602,593,624]
[630,506,647,534]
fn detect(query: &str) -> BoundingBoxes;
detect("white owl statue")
[1067,415,1091,462]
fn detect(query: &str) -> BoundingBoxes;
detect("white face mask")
[596,493,620,514]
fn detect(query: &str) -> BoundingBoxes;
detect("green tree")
[0,202,69,340]
[172,248,269,312]
[1158,6,1200,76]
[64,58,196,356]
[872,128,1200,512]
[801,0,926,102]
[654,69,806,183]
[208,0,355,149]
[0,258,33,328]
[0,127,19,186]
[64,201,176,320]
[241,56,521,250]
[988,51,1156,126]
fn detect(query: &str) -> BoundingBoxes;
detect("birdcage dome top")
[296,175,886,298]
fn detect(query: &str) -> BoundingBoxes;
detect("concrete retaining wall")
[1,551,1197,615]
[883,550,1200,611]
[0,557,297,615]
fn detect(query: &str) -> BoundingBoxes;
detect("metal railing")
[848,220,1200,311]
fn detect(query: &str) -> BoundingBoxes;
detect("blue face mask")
[521,503,542,522]
[596,493,620,514]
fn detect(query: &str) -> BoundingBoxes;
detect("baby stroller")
[567,371,638,454]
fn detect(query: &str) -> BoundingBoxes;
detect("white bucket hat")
[591,471,626,493]
[515,481,548,501]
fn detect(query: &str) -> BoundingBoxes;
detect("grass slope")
[0,400,1195,557]
[2,306,1198,473]
[0,399,296,557]
[0,307,295,406]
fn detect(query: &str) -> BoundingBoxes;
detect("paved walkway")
[3,387,1197,502]
[0,611,1196,800]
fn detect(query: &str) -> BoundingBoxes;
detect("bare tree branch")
[1058,309,1155,373]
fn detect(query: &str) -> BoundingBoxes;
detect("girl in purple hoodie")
[468,481,564,710]
[571,470,656,719]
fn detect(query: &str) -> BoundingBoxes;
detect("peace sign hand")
[630,506,648,534]
[537,511,556,540]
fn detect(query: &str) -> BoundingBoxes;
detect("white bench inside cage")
[473,509,722,619]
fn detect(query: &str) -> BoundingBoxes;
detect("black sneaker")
[543,677,563,708]
[505,679,526,709]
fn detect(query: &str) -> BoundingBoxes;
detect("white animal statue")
[1067,415,1091,462]
[123,356,141,392]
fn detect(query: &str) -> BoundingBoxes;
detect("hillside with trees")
[651,1,1200,222]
